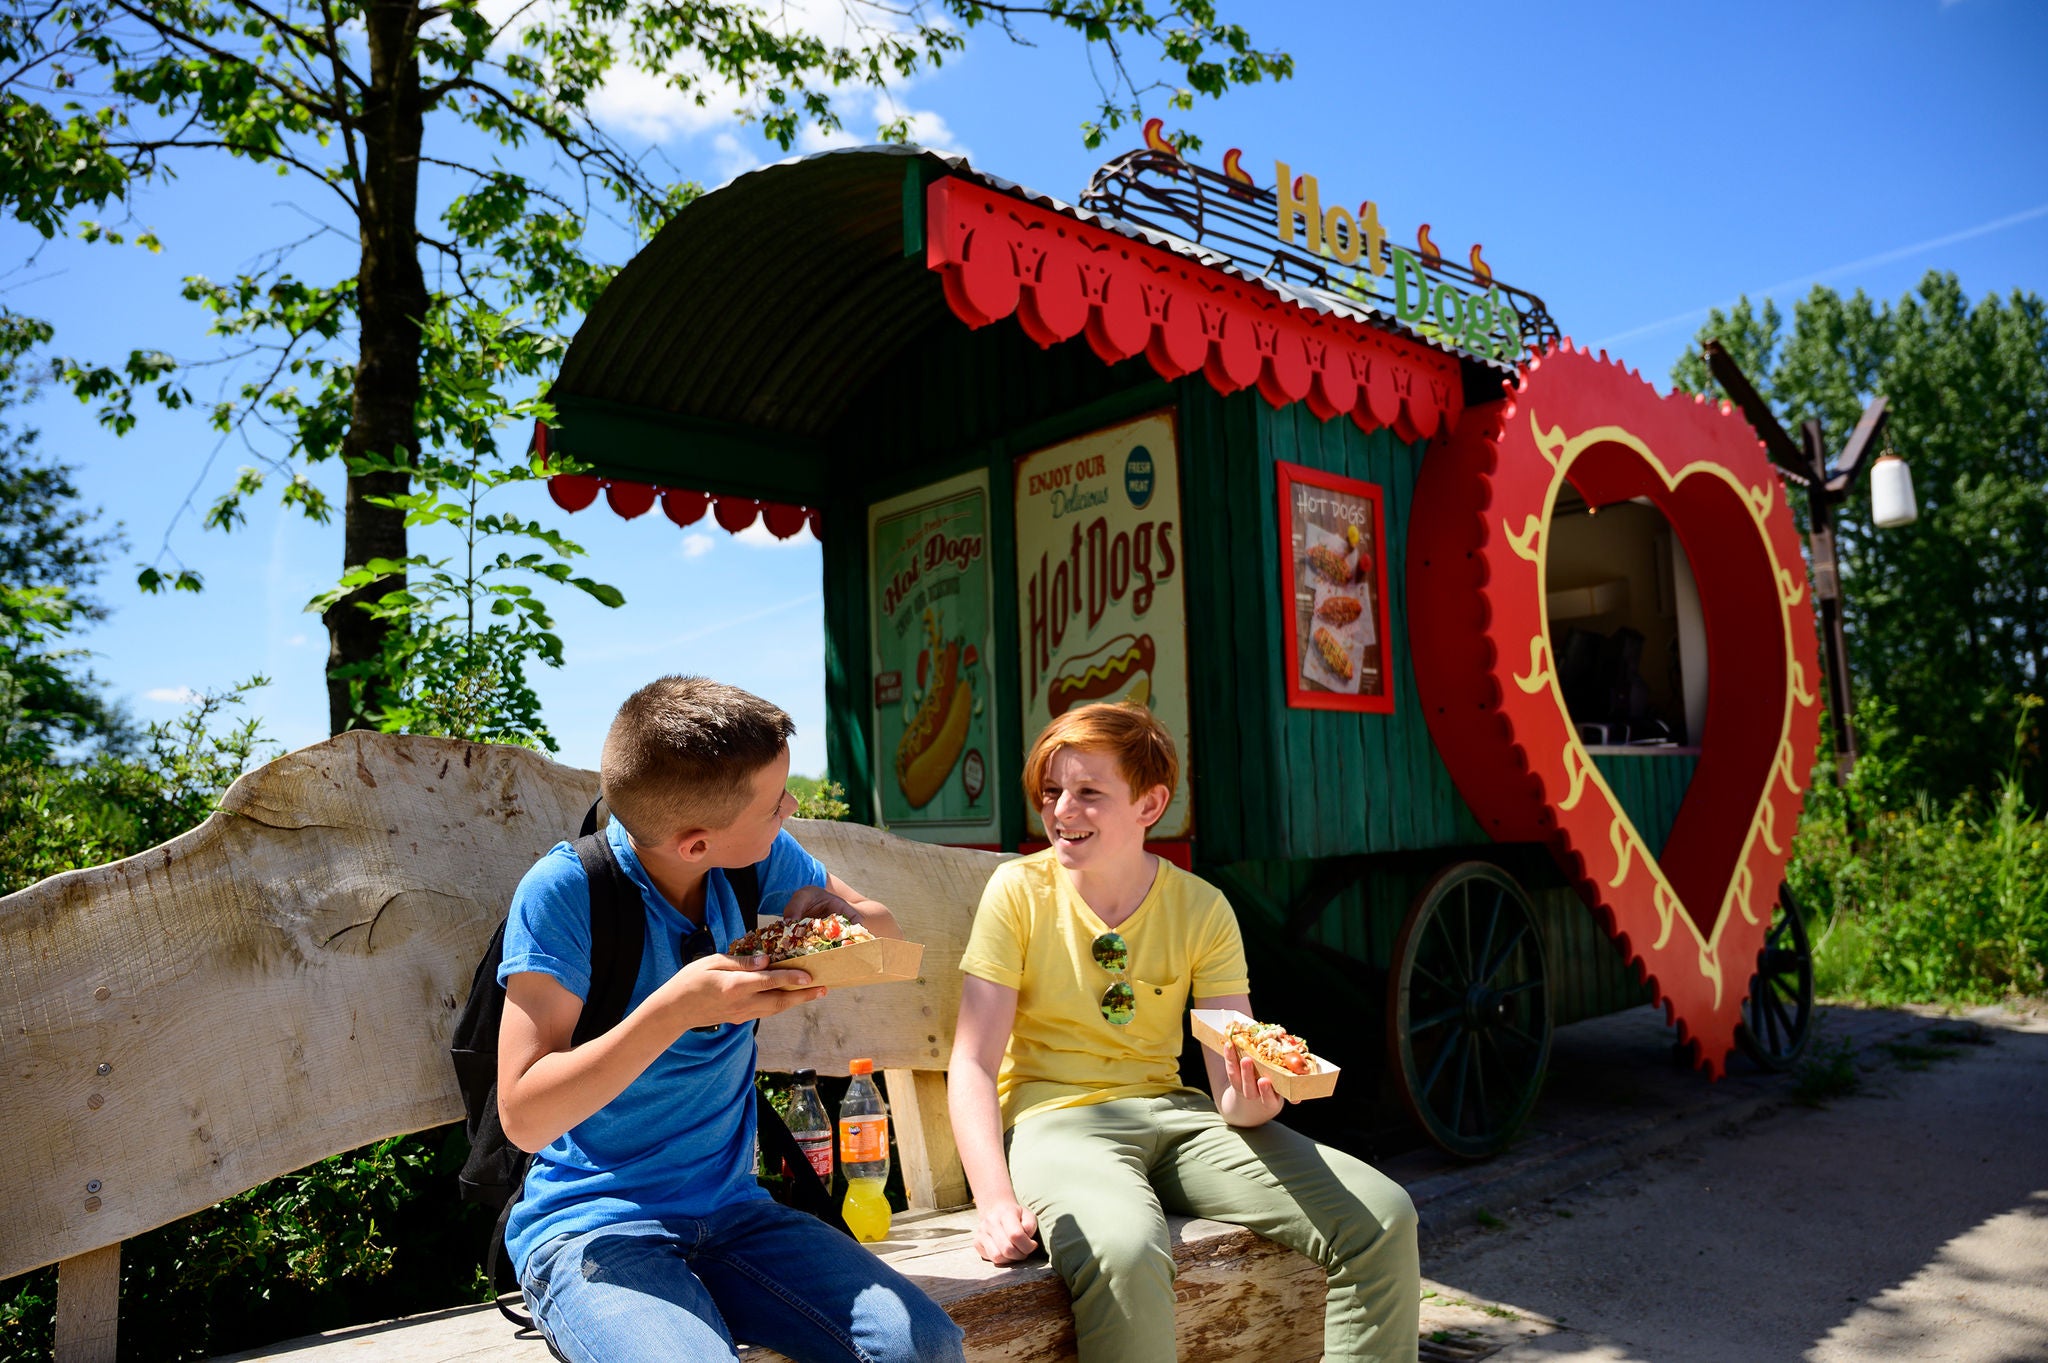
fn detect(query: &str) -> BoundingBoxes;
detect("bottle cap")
[849,1058,874,1075]
[794,1068,817,1083]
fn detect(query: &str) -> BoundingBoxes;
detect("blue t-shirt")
[496,819,829,1274]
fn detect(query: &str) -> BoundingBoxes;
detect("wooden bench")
[0,732,1330,1363]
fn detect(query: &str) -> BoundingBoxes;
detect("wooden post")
[883,1068,971,1210]
[54,1244,119,1363]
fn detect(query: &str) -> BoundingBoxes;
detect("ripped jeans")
[521,1198,966,1363]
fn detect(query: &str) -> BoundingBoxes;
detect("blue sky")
[8,0,2046,778]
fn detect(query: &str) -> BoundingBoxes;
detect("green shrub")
[1791,698,2048,1004]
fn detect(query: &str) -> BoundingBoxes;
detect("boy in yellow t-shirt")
[948,703,1420,1363]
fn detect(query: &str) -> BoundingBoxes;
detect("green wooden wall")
[1590,751,1698,859]
[1176,385,1485,864]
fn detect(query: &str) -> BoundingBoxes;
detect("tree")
[1,0,1291,735]
[1673,271,2048,804]
[0,306,128,755]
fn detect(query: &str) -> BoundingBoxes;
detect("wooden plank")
[884,1067,971,1211]
[211,1211,1326,1363]
[55,1244,119,1363]
[1178,384,1236,861]
[0,732,1006,1283]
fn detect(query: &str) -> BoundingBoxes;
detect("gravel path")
[1414,1004,2048,1362]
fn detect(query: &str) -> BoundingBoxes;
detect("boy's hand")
[782,884,860,922]
[973,1199,1040,1265]
[655,952,825,1030]
[1218,1044,1287,1127]
[785,878,903,941]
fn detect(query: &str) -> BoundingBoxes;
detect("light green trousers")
[1006,1092,1419,1363]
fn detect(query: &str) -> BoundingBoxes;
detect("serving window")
[1543,489,1706,750]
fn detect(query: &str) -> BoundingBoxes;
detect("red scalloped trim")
[925,177,1464,439]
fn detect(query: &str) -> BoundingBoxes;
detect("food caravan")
[538,134,1821,1156]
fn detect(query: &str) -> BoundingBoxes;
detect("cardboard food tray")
[1189,1008,1341,1102]
[767,934,924,990]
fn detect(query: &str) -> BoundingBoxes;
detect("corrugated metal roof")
[549,143,1498,440]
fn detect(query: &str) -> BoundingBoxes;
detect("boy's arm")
[782,871,902,939]
[497,954,825,1152]
[1191,992,1286,1129]
[948,975,1040,1265]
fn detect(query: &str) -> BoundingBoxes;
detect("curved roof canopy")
[545,144,1480,529]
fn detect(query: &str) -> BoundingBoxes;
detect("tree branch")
[108,0,351,124]
[114,137,361,215]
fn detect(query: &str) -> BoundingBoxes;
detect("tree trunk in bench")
[55,1244,119,1363]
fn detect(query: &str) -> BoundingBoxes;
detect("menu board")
[867,470,999,840]
[1277,460,1393,713]
[1014,411,1192,838]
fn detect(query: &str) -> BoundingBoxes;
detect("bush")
[1791,698,2048,1004]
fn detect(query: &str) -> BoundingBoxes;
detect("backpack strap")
[572,830,645,1047]
[730,861,762,930]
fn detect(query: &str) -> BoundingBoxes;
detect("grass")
[1791,1033,1862,1106]
[1473,1209,1507,1230]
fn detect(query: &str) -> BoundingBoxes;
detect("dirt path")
[1413,1005,2048,1362]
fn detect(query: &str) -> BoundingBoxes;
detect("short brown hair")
[600,677,795,842]
[1021,702,1179,827]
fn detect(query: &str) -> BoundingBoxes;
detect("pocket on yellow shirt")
[1123,974,1188,1054]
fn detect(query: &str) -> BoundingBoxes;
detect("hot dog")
[896,639,972,808]
[1048,633,1155,717]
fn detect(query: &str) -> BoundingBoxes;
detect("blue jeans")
[521,1198,966,1363]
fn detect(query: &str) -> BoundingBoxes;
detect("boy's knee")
[1333,1171,1417,1265]
[1050,1217,1174,1293]
[886,1296,966,1363]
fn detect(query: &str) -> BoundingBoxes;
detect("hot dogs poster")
[1014,411,1193,839]
[1276,460,1393,713]
[868,470,1000,839]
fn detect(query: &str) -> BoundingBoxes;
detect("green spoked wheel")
[1388,862,1552,1159]
[1734,883,1814,1072]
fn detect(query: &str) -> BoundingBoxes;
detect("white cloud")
[795,120,867,154]
[733,520,816,549]
[679,532,716,559]
[144,686,201,704]
[478,0,964,164]
[711,131,763,180]
[286,632,308,647]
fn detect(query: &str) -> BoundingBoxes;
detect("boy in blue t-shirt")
[497,676,964,1363]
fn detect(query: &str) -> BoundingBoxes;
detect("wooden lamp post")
[1701,339,1913,781]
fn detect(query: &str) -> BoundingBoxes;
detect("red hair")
[1021,702,1179,822]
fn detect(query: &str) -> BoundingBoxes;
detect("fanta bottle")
[838,1058,892,1242]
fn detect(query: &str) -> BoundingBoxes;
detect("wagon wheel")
[1734,882,1814,1072]
[1387,862,1552,1159]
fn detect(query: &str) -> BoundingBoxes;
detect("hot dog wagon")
[538,139,1822,1156]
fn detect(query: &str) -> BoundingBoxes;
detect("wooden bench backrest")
[0,731,1003,1284]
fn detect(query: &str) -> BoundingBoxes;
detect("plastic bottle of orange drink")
[838,1058,892,1243]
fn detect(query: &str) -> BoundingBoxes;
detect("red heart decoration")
[1409,344,1822,1076]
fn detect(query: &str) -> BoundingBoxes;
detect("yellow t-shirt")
[959,849,1251,1128]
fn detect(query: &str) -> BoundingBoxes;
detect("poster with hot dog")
[1015,411,1193,838]
[1276,461,1392,714]
[868,471,999,839]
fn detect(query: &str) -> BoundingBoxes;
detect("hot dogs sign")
[1016,412,1194,839]
[868,470,999,839]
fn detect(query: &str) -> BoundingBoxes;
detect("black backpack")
[450,801,847,1328]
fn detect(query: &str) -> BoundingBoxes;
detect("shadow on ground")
[1415,1006,2048,1363]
